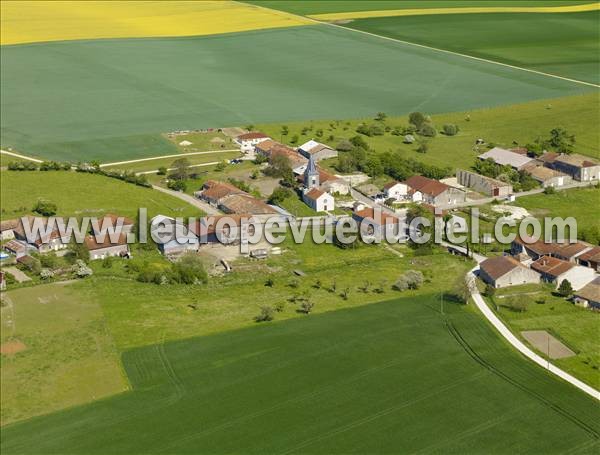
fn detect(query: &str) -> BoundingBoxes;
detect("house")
[235,132,270,154]
[303,188,334,212]
[478,147,535,171]
[150,215,198,256]
[198,180,244,206]
[531,256,596,290]
[511,237,592,263]
[352,207,404,240]
[456,169,513,197]
[0,219,19,240]
[573,277,600,308]
[551,241,593,263]
[543,153,600,182]
[405,175,466,206]
[255,139,308,172]
[13,216,69,253]
[196,180,277,215]
[3,240,29,259]
[190,215,258,245]
[91,214,135,236]
[85,234,130,260]
[298,167,349,195]
[578,247,600,271]
[298,140,338,161]
[479,256,540,288]
[383,182,409,201]
[524,165,572,188]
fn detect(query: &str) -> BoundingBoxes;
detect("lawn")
[102,151,240,174]
[2,291,599,453]
[0,170,202,220]
[0,283,127,425]
[1,24,592,162]
[344,11,600,84]
[255,93,600,171]
[486,284,600,388]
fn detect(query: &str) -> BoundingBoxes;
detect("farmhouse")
[456,169,513,197]
[298,140,338,161]
[235,131,270,154]
[198,180,244,206]
[383,181,409,201]
[479,255,540,288]
[524,165,572,187]
[84,234,130,260]
[478,147,535,171]
[256,139,307,172]
[352,207,404,240]
[543,153,600,182]
[0,219,19,240]
[511,237,593,263]
[531,256,596,290]
[197,180,277,215]
[91,214,135,236]
[13,216,69,253]
[572,277,600,309]
[190,215,258,245]
[405,175,465,206]
[3,239,29,259]
[303,188,334,212]
[578,247,600,271]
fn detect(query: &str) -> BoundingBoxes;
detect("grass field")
[0,170,201,220]
[0,283,127,425]
[488,284,600,388]
[344,11,600,84]
[2,293,599,453]
[0,1,311,46]
[1,24,593,162]
[102,151,240,174]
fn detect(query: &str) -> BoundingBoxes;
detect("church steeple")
[304,154,319,189]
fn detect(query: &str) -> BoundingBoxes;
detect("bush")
[544,186,556,195]
[102,256,114,269]
[33,199,57,216]
[157,167,167,175]
[170,253,208,285]
[558,279,573,297]
[40,268,55,280]
[442,124,459,136]
[167,179,187,192]
[8,161,38,171]
[269,187,293,204]
[336,140,354,152]
[255,305,274,322]
[298,300,314,314]
[72,260,93,278]
[392,270,424,291]
[418,124,437,137]
[408,112,427,129]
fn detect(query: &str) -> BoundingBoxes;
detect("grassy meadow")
[0,283,127,425]
[1,24,593,162]
[0,170,202,220]
[102,151,240,174]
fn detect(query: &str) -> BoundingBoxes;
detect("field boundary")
[0,149,43,163]
[239,1,600,89]
[100,149,240,168]
[308,2,600,21]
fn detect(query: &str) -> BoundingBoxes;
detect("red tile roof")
[237,132,269,141]
[304,188,326,200]
[405,175,450,197]
[84,233,127,251]
[531,256,574,278]
[353,208,401,225]
[480,256,524,280]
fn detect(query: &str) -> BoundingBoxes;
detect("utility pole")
[440,291,444,315]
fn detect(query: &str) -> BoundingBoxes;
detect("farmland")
[1,24,593,162]
[0,170,202,220]
[2,292,599,453]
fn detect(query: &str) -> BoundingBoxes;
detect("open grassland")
[0,170,201,220]
[256,93,600,170]
[344,11,600,84]
[247,1,592,16]
[0,1,311,46]
[488,284,600,388]
[0,283,127,425]
[102,151,240,174]
[2,293,599,453]
[1,25,593,163]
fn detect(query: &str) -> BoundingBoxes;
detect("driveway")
[1,266,31,283]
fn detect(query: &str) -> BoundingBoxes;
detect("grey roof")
[478,147,535,169]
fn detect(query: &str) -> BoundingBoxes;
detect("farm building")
[196,180,277,215]
[405,175,465,206]
[190,215,258,245]
[531,256,596,290]
[572,277,600,309]
[0,219,19,240]
[456,169,513,197]
[3,239,29,259]
[511,237,592,263]
[578,247,600,271]
[13,216,69,254]
[352,207,404,240]
[542,153,600,182]
[85,234,130,260]
[479,256,540,288]
[91,214,135,236]
[478,147,535,171]
[150,215,199,256]
[235,132,270,154]
[524,166,572,187]
[298,140,338,161]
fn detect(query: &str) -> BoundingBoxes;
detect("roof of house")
[12,216,67,246]
[298,167,342,185]
[98,214,135,228]
[201,180,245,201]
[254,139,279,152]
[574,276,600,303]
[405,175,450,197]
[554,153,599,168]
[219,194,278,215]
[554,241,592,260]
[237,132,269,141]
[190,215,257,236]
[513,236,591,259]
[531,256,574,278]
[510,147,529,155]
[480,256,525,281]
[478,147,535,169]
[84,233,128,251]
[0,219,20,232]
[526,166,568,182]
[383,181,403,190]
[299,140,334,155]
[353,207,401,225]
[538,152,559,163]
[3,239,27,253]
[578,246,600,263]
[304,188,326,201]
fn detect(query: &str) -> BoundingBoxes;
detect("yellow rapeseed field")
[309,2,600,21]
[0,1,312,46]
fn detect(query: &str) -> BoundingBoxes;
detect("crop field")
[2,294,599,454]
[0,1,311,46]
[1,23,594,162]
[0,170,202,220]
[0,283,127,425]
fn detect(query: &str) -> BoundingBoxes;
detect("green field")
[0,283,127,425]
[344,11,600,84]
[2,293,599,453]
[102,151,240,174]
[247,1,590,15]
[0,170,202,220]
[1,25,593,162]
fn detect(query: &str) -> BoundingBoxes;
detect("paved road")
[0,149,43,163]
[151,185,221,215]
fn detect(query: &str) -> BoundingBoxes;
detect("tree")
[290,134,299,145]
[336,139,353,152]
[269,187,293,204]
[416,138,429,154]
[255,305,274,322]
[170,253,208,285]
[375,112,387,121]
[170,158,191,180]
[281,125,289,137]
[453,275,471,304]
[558,279,574,297]
[419,124,437,138]
[408,112,427,129]
[483,284,496,298]
[69,238,90,263]
[167,179,187,192]
[442,124,459,136]
[298,300,314,314]
[33,199,57,216]
[157,166,167,175]
[545,128,575,154]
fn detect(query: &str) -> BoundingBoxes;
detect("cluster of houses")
[382,175,467,206]
[479,236,600,308]
[0,214,132,264]
[195,180,280,216]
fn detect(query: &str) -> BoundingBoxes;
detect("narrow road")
[136,161,219,175]
[0,149,43,163]
[151,185,221,215]
[100,149,240,168]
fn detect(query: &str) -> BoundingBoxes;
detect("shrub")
[544,186,556,195]
[336,140,353,152]
[392,270,424,291]
[269,187,293,204]
[170,253,208,285]
[419,124,437,137]
[274,301,286,312]
[72,260,93,278]
[167,179,187,192]
[255,305,274,322]
[298,300,314,314]
[102,256,114,269]
[558,279,573,297]
[157,167,167,175]
[40,268,55,280]
[408,112,427,129]
[442,124,459,136]
[33,199,57,216]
